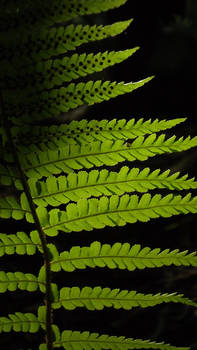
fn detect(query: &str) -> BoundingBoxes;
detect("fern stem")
[0,92,53,350]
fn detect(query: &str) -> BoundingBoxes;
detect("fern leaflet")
[15,134,197,179]
[0,231,42,256]
[37,193,197,236]
[0,20,133,62]
[0,312,43,333]
[0,271,43,292]
[52,286,197,311]
[5,78,153,121]
[23,166,197,207]
[49,241,197,272]
[51,329,190,350]
[13,117,186,153]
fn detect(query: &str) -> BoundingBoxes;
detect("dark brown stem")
[0,92,53,350]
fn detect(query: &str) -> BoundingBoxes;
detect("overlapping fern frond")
[0,0,197,350]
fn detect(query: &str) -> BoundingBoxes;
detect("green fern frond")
[49,241,197,272]
[0,196,33,222]
[0,231,42,256]
[25,167,197,207]
[52,329,189,350]
[0,271,43,292]
[0,20,133,61]
[37,193,197,236]
[6,78,153,121]
[13,117,186,153]
[0,164,20,185]
[52,286,197,311]
[0,312,42,333]
[1,0,128,31]
[18,134,197,179]
[2,48,139,91]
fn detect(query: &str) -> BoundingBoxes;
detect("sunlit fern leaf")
[16,134,197,179]
[0,312,42,333]
[0,271,41,292]
[5,78,153,121]
[0,231,42,256]
[52,286,197,311]
[0,20,133,62]
[1,48,139,91]
[1,0,128,32]
[25,167,197,208]
[0,196,33,222]
[52,329,190,350]
[37,193,197,236]
[13,118,186,154]
[49,241,197,272]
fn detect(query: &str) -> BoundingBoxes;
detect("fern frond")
[2,48,139,91]
[49,241,197,272]
[6,78,153,121]
[0,312,42,333]
[18,134,197,179]
[1,0,128,31]
[0,164,20,185]
[0,196,33,222]
[52,286,197,311]
[37,193,197,236]
[0,20,133,62]
[26,167,197,208]
[0,271,43,292]
[0,231,42,256]
[52,329,189,350]
[14,118,186,153]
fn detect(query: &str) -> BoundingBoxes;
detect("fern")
[51,330,190,350]
[13,117,186,152]
[0,1,197,350]
[0,232,42,256]
[52,286,197,311]
[36,193,197,236]
[49,242,197,272]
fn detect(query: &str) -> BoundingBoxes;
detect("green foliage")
[51,330,190,350]
[0,271,40,292]
[0,0,197,350]
[0,232,42,256]
[36,193,197,236]
[24,166,197,207]
[49,242,197,272]
[52,286,197,311]
[0,312,42,333]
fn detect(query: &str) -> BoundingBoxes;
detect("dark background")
[1,1,197,349]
